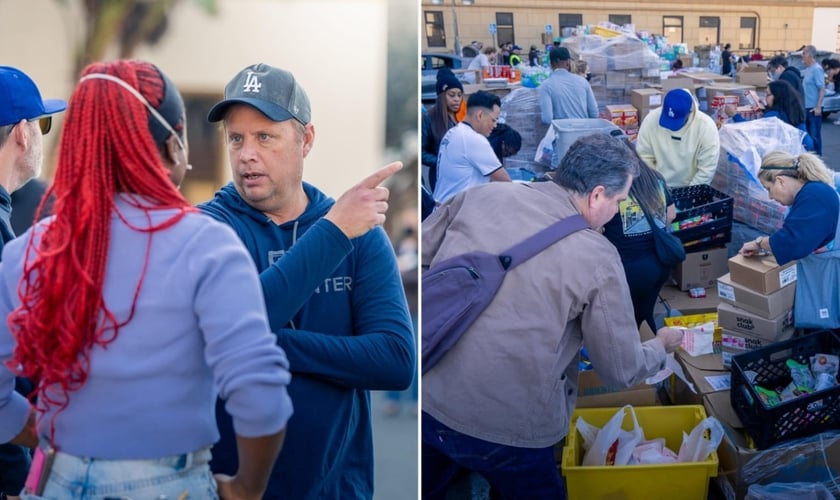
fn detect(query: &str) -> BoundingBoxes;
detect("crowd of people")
[0,60,415,499]
[421,34,840,498]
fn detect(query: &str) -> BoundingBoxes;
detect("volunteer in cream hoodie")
[636,88,721,187]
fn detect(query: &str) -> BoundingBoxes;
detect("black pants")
[622,253,671,331]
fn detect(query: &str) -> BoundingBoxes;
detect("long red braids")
[8,60,194,424]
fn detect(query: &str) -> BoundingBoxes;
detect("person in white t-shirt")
[433,91,511,204]
[466,46,497,83]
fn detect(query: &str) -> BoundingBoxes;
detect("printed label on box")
[722,333,765,351]
[705,374,731,391]
[717,282,735,301]
[779,265,798,287]
[649,95,662,106]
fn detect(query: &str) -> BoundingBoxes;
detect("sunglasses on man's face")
[6,117,52,136]
[37,116,52,135]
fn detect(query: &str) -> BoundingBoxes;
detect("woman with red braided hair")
[0,59,292,499]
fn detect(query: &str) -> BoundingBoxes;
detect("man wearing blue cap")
[0,65,66,500]
[636,88,720,187]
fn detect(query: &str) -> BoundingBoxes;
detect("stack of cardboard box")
[716,254,798,367]
[602,103,639,140]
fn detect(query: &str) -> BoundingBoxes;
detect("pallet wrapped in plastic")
[711,118,805,234]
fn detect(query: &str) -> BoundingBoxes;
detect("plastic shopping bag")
[580,405,644,466]
[677,416,724,462]
[534,126,557,167]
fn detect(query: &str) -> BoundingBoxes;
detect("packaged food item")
[679,321,715,357]
[755,385,781,407]
[810,353,839,391]
[786,359,816,393]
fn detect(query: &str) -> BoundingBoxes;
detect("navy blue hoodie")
[200,182,415,499]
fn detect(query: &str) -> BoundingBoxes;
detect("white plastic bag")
[677,416,724,462]
[632,438,679,465]
[580,405,645,466]
[534,126,556,167]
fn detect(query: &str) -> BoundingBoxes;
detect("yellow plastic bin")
[561,405,718,500]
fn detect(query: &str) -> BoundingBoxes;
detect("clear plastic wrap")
[737,431,840,499]
[746,482,834,500]
[712,117,806,233]
[718,117,806,181]
[561,34,661,75]
[499,86,550,174]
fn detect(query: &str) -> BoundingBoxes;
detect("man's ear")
[301,123,316,158]
[13,120,30,148]
[589,185,606,207]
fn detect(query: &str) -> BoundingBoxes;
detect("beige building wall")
[422,1,840,57]
[0,0,390,202]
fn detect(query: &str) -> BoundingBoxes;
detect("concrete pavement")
[372,390,418,500]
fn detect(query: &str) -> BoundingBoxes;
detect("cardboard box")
[736,65,769,87]
[661,77,695,94]
[743,89,765,110]
[728,254,797,295]
[703,391,840,500]
[577,322,660,407]
[658,283,721,316]
[671,349,729,405]
[716,272,795,319]
[630,88,663,123]
[716,302,794,341]
[671,247,729,291]
[683,71,734,86]
[575,369,658,408]
[603,104,639,130]
[699,82,757,101]
[720,327,795,368]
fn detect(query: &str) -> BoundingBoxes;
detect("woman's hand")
[739,236,767,257]
[215,474,261,500]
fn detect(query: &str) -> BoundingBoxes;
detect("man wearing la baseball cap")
[0,66,65,498]
[636,87,720,187]
[199,63,414,499]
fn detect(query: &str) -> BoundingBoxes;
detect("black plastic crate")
[730,330,840,449]
[670,185,734,251]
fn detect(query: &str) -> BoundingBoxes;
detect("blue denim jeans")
[23,446,217,499]
[422,412,566,500]
[806,109,823,155]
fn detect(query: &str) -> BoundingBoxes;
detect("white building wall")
[0,0,390,198]
[813,8,840,53]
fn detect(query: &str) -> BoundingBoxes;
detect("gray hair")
[552,133,639,196]
[804,45,817,58]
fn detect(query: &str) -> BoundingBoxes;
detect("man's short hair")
[553,133,638,197]
[767,55,789,70]
[549,47,572,64]
[466,91,501,111]
[804,45,817,58]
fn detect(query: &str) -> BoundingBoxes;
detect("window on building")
[609,14,631,26]
[662,16,684,45]
[699,16,720,46]
[558,13,582,38]
[183,95,220,183]
[425,10,446,48]
[496,12,514,46]
[740,17,757,50]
